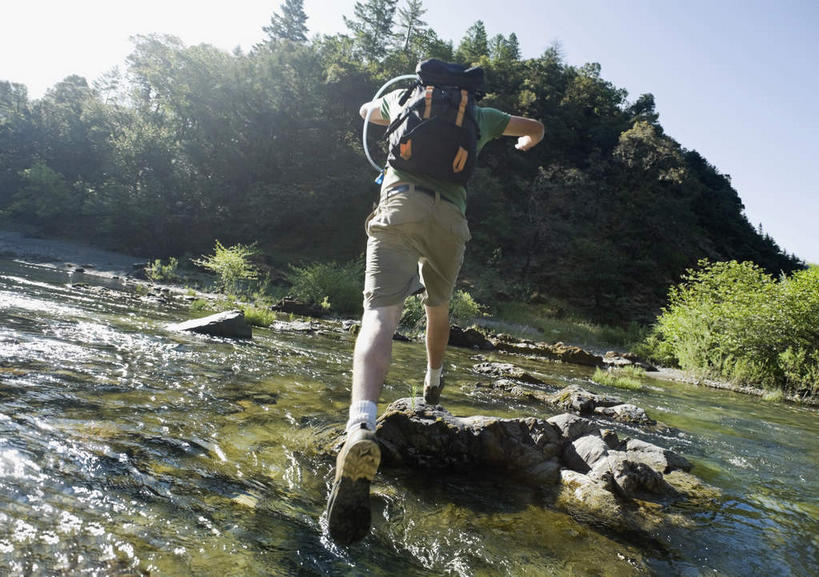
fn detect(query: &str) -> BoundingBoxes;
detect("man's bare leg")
[423,302,450,403]
[349,304,403,412]
[327,303,402,545]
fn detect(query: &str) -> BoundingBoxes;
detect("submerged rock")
[170,310,252,339]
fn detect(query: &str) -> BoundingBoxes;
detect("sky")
[2,0,817,263]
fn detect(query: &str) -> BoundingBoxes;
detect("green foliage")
[450,290,485,324]
[400,294,425,331]
[397,290,485,332]
[194,240,260,294]
[189,298,212,312]
[0,14,804,327]
[591,366,644,390]
[285,259,364,316]
[644,260,819,396]
[263,0,309,43]
[145,257,179,282]
[242,305,278,327]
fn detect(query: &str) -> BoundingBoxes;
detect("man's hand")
[504,116,544,151]
[515,135,538,151]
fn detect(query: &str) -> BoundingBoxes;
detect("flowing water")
[0,258,816,576]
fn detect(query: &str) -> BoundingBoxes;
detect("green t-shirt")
[378,89,511,214]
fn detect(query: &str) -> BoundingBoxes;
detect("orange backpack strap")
[423,86,435,119]
[455,89,468,127]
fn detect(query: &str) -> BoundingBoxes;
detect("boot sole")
[327,439,380,545]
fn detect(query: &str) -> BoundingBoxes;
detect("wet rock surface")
[169,310,252,339]
[375,399,713,536]
[472,363,659,428]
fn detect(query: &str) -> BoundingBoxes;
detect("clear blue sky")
[2,1,817,263]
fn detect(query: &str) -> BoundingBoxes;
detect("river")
[1,258,816,576]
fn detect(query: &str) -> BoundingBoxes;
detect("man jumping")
[327,60,544,545]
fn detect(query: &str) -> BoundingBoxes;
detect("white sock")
[346,400,378,433]
[425,365,443,389]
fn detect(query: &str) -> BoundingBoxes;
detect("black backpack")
[384,59,485,185]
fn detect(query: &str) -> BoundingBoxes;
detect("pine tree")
[263,0,309,43]
[343,0,398,61]
[397,0,427,53]
[455,20,489,64]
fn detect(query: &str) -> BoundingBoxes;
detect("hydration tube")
[363,74,417,173]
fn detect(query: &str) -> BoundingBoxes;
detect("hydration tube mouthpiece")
[363,74,417,174]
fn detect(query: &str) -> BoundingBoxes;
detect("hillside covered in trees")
[0,0,803,323]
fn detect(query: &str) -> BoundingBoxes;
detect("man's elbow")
[531,120,545,141]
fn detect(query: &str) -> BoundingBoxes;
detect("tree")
[263,0,309,43]
[489,32,520,64]
[344,0,398,62]
[455,20,489,64]
[396,0,427,53]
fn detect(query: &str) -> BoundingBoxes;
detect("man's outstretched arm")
[503,116,545,151]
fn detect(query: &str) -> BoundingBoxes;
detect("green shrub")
[194,240,260,295]
[591,367,644,390]
[450,290,485,324]
[189,299,212,312]
[761,389,784,403]
[243,305,277,327]
[400,294,426,331]
[145,257,179,282]
[286,259,364,316]
[643,260,819,395]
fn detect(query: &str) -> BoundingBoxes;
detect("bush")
[397,290,486,332]
[194,240,260,295]
[400,294,426,331]
[643,260,819,395]
[286,259,364,316]
[450,290,485,324]
[243,305,278,327]
[145,257,179,282]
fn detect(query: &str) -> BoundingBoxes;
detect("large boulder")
[373,399,713,537]
[544,384,622,415]
[376,399,562,484]
[170,310,252,339]
[593,403,656,426]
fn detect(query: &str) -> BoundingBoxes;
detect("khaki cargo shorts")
[363,183,471,310]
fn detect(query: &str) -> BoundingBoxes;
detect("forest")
[0,0,804,325]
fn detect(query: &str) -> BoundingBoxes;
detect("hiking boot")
[326,423,381,545]
[423,373,445,405]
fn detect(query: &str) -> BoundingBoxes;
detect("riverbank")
[2,228,813,407]
[0,230,146,279]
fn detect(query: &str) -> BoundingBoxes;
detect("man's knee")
[359,305,403,339]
